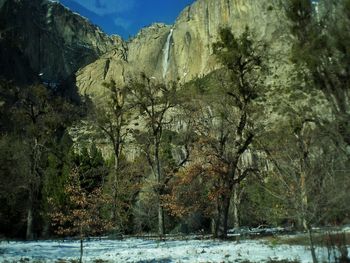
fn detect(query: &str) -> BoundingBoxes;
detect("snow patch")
[0,238,341,263]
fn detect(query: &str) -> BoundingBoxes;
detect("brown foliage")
[164,142,227,219]
[49,168,112,238]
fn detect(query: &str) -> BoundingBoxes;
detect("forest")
[0,2,349,261]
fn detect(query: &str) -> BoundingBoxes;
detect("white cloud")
[114,17,132,31]
[70,0,135,15]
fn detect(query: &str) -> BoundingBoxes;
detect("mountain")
[77,0,291,99]
[0,0,291,95]
[0,0,125,84]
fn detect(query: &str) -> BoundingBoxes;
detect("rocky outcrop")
[77,23,171,98]
[169,0,289,82]
[0,0,125,83]
[77,0,290,99]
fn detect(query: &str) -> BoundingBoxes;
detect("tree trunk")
[158,203,165,237]
[215,194,231,239]
[26,205,34,240]
[154,139,165,237]
[300,170,308,231]
[307,226,318,263]
[211,218,216,235]
[27,138,39,241]
[79,238,83,263]
[111,154,120,222]
[41,219,50,239]
[233,185,240,229]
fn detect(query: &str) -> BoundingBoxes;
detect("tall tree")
[259,117,350,263]
[127,74,182,236]
[197,27,267,238]
[14,84,54,240]
[41,132,74,238]
[89,80,132,224]
[6,83,78,239]
[0,135,31,237]
[286,0,350,151]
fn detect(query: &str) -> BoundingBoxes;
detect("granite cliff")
[0,0,291,96]
[77,0,290,99]
[0,0,125,84]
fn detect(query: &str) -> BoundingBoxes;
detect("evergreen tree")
[0,80,80,239]
[73,144,108,193]
[0,136,31,237]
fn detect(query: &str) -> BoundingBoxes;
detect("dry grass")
[265,232,350,247]
[238,260,301,263]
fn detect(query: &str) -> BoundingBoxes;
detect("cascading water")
[162,28,173,79]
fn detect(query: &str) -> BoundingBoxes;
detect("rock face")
[77,0,290,98]
[0,0,124,83]
[77,23,170,99]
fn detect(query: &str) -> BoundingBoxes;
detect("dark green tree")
[0,136,31,237]
[0,80,79,239]
[73,144,108,193]
[41,132,74,237]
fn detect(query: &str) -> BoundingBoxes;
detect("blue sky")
[58,0,196,39]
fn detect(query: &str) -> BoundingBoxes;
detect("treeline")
[0,0,349,250]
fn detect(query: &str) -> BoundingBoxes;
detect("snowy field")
[0,237,340,263]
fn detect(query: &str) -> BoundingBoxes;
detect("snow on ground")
[0,238,339,262]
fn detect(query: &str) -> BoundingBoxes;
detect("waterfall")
[162,28,173,79]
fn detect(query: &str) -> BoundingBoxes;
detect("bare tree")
[127,74,183,236]
[187,27,267,238]
[259,119,350,263]
[90,80,133,225]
